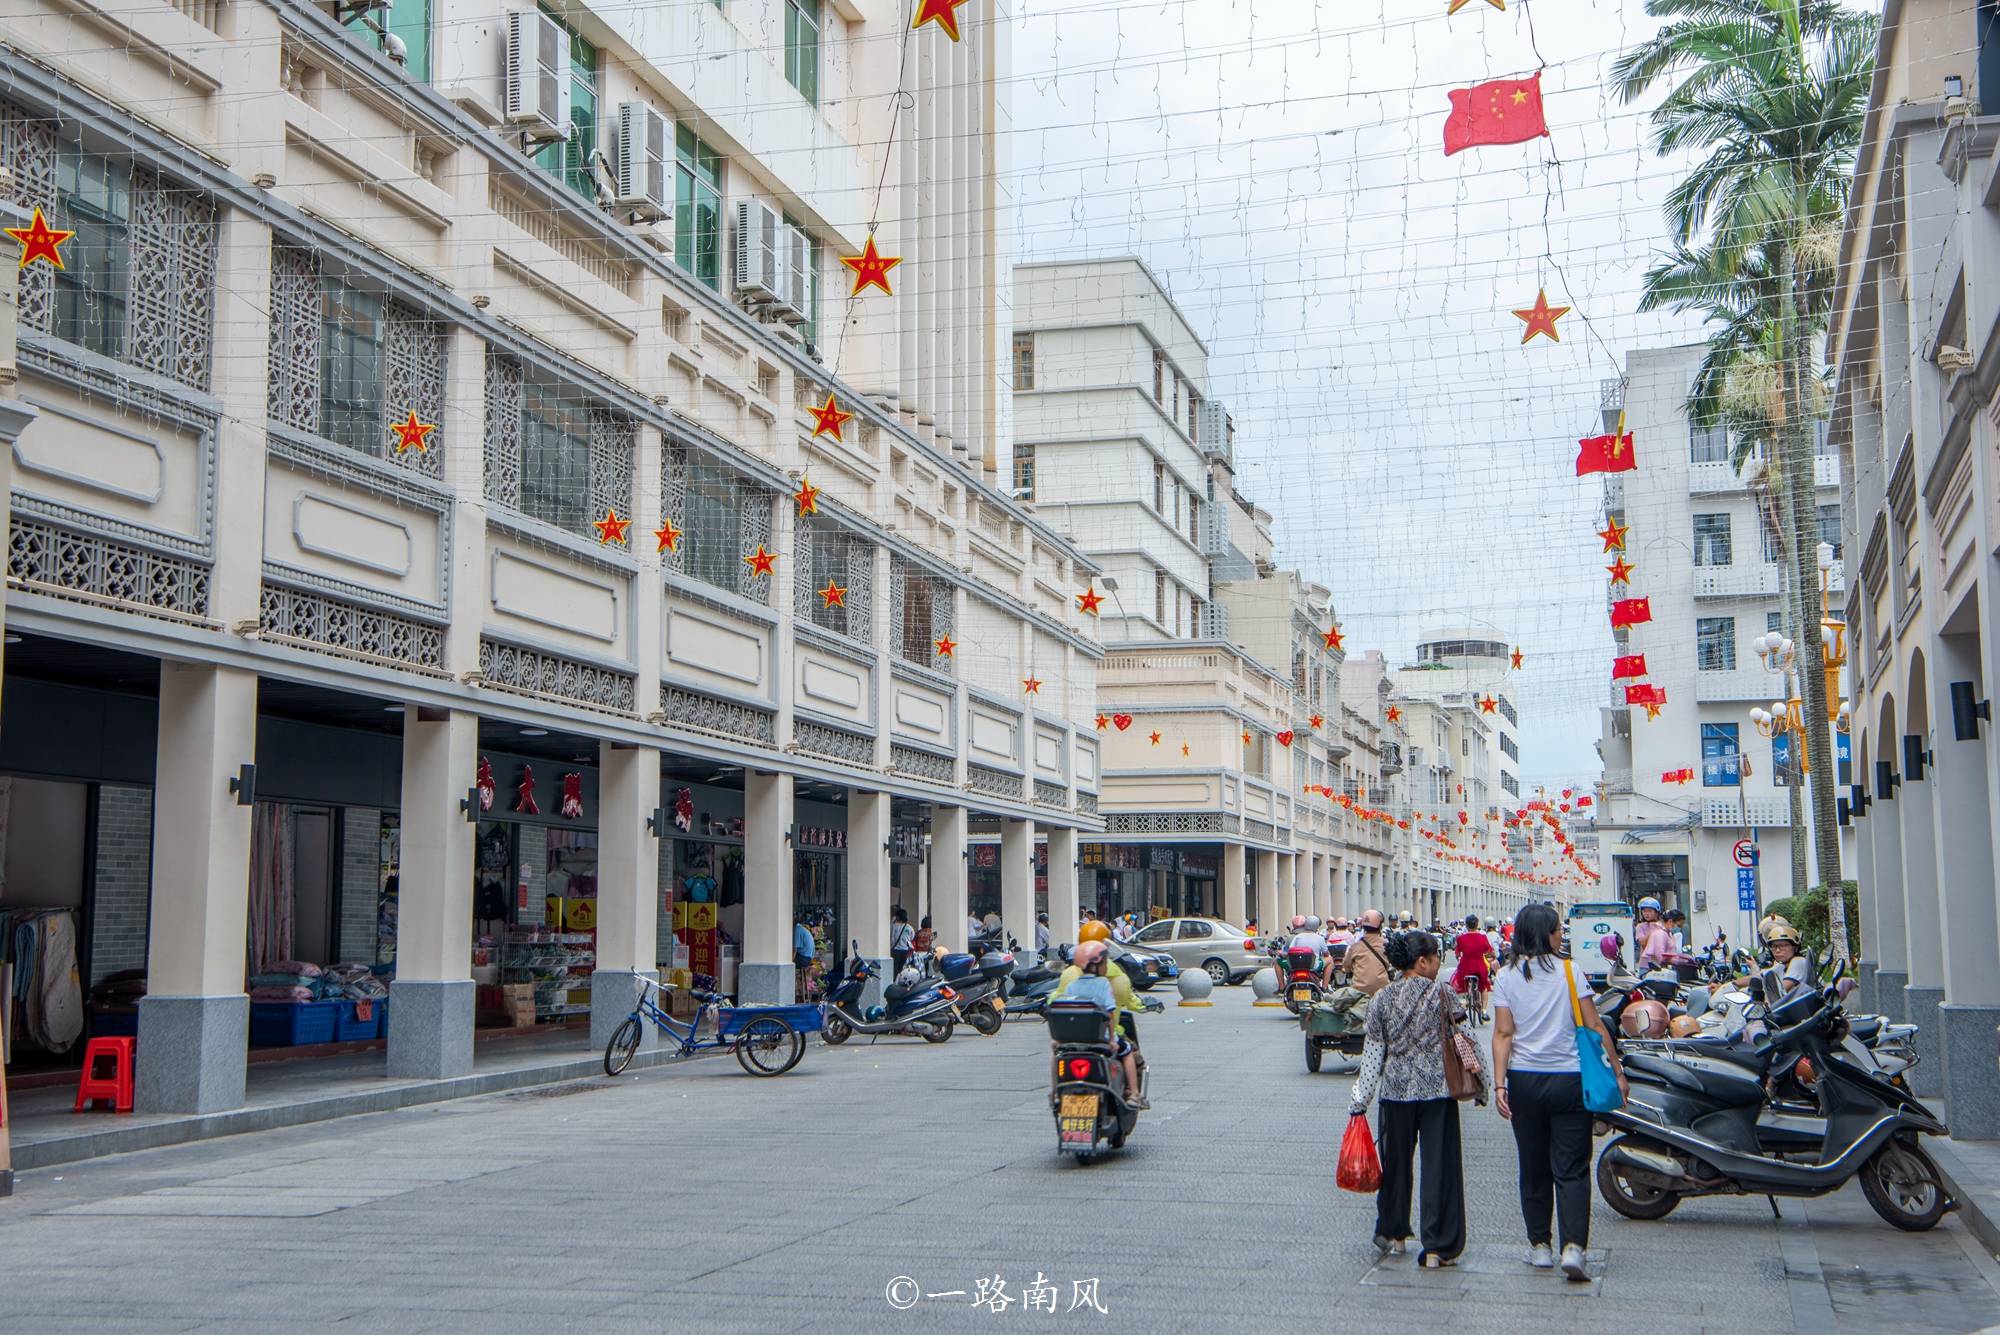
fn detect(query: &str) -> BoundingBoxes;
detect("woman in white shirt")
[1491,903,1627,1282]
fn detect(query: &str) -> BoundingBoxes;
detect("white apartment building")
[0,0,1102,1115]
[1591,350,1847,950]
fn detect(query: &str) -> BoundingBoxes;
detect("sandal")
[1418,1252,1457,1269]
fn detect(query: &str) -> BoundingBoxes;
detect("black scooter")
[1046,999,1143,1162]
[1595,983,1953,1230]
[821,948,960,1045]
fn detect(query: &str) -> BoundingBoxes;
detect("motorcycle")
[821,947,961,1045]
[1281,947,1326,1016]
[1004,945,1070,1018]
[1045,999,1143,1162]
[1595,981,1953,1230]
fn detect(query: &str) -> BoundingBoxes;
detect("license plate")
[1292,987,1314,1002]
[1060,1092,1100,1119]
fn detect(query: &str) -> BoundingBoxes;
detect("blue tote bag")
[1564,960,1624,1112]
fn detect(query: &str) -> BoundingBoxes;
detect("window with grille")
[1013,332,1034,389]
[520,382,591,533]
[1690,423,1730,463]
[1692,513,1732,566]
[891,556,954,670]
[320,279,383,458]
[796,514,872,641]
[52,152,130,359]
[675,125,723,288]
[660,444,774,601]
[1013,445,1034,500]
[1696,616,1736,671]
[484,350,635,543]
[784,0,820,104]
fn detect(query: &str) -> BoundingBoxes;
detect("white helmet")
[1303,915,1323,932]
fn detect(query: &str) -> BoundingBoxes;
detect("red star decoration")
[1181,743,1191,757]
[1323,625,1344,651]
[1479,695,1498,714]
[1095,713,1110,731]
[1149,731,1163,746]
[1241,730,1252,745]
[389,410,437,454]
[744,544,778,577]
[7,207,73,270]
[933,634,956,658]
[1643,701,1664,721]
[818,580,847,609]
[1310,713,1324,729]
[810,393,853,441]
[913,0,970,39]
[1076,588,1104,616]
[593,508,632,545]
[840,235,902,297]
[1510,647,1525,670]
[1607,554,1635,585]
[793,477,821,517]
[1448,0,1506,11]
[1386,706,1402,723]
[1022,675,1042,695]
[1513,289,1570,344]
[1597,515,1630,552]
[654,518,683,553]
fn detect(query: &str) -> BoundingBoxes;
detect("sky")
[1008,0,1727,787]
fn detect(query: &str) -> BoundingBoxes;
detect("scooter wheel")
[920,1014,955,1043]
[822,1014,851,1046]
[1595,1139,1681,1220]
[1860,1139,1948,1231]
[968,1004,1003,1036]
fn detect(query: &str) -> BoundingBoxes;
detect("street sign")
[1732,839,1758,868]
[1736,867,1758,911]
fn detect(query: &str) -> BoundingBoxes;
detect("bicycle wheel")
[604,1016,643,1076]
[735,1016,804,1076]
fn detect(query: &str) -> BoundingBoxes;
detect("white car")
[1126,917,1264,985]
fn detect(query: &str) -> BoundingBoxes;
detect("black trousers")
[1508,1070,1592,1249]
[1374,1098,1465,1261]
[891,949,911,974]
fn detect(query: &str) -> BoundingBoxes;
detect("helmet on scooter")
[1072,940,1109,969]
[1621,999,1670,1039]
[865,1005,886,1023]
[1667,1014,1701,1039]
[1289,915,1307,931]
[1637,896,1663,913]
[1079,920,1112,944]
[1303,916,1323,932]
[1599,932,1625,962]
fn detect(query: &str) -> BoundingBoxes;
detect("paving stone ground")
[1,988,1996,1333]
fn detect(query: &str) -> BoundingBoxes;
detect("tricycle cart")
[604,977,821,1077]
[1303,998,1367,1073]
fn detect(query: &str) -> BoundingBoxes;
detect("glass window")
[320,278,384,456]
[1153,462,1165,513]
[1152,348,1164,402]
[534,11,598,199]
[1690,423,1729,463]
[1761,517,1783,564]
[1187,496,1200,546]
[683,472,746,592]
[675,125,723,288]
[1178,920,1213,940]
[1133,921,1173,944]
[1692,513,1732,566]
[1768,611,1784,634]
[519,381,590,533]
[1702,722,1741,787]
[898,572,939,663]
[52,152,131,359]
[784,0,820,103]
[1818,503,1842,560]
[1012,445,1034,500]
[783,212,821,347]
[1154,569,1166,624]
[801,518,863,639]
[349,0,430,82]
[1696,616,1736,671]
[1013,332,1034,389]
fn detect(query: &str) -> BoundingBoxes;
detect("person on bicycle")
[1449,913,1495,1020]
[1052,939,1147,1108]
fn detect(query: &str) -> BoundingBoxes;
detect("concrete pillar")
[1308,852,1324,921]
[1222,842,1247,929]
[1870,741,1910,1022]
[848,790,893,986]
[1001,817,1034,951]
[930,804,969,952]
[1045,826,1079,952]
[1896,716,1944,1093]
[1931,636,2000,1134]
[590,743,660,1050]
[137,663,258,1113]
[1254,850,1279,933]
[388,707,478,1080]
[739,770,795,1004]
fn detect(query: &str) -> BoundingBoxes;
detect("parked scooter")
[1596,981,1953,1230]
[924,945,1015,1035]
[1005,945,1070,1018]
[821,946,961,1044]
[1046,998,1143,1162]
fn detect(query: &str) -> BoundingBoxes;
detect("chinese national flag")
[1575,432,1637,475]
[1610,596,1653,628]
[1625,683,1665,706]
[1611,653,1648,680]
[1444,74,1550,155]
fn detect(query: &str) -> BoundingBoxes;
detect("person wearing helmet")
[1632,897,1665,966]
[1051,940,1146,1107]
[1287,916,1333,988]
[1767,924,1810,997]
[1078,918,1112,945]
[1343,910,1393,995]
[1304,915,1324,933]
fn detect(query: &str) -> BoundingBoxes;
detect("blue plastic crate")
[717,1002,824,1037]
[249,1000,339,1047]
[334,996,386,1041]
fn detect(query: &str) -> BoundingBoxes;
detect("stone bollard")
[1177,969,1214,1007]
[1251,966,1285,1007]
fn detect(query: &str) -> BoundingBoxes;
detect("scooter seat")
[1848,1015,1883,1042]
[1627,1053,1763,1106]
[1669,1035,1767,1070]
[883,982,915,1006]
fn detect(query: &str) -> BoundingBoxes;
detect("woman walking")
[1491,902,1627,1281]
[1347,929,1474,1268]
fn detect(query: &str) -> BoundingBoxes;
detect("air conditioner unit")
[613,102,670,220]
[778,225,812,324]
[504,10,570,147]
[733,199,784,302]
[1196,398,1230,461]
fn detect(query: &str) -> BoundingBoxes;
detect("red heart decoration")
[1276,730,1294,747]
[1112,714,1133,731]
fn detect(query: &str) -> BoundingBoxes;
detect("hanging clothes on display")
[248,803,296,974]
[2,909,83,1054]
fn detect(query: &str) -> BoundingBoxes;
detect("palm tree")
[1614,0,1876,960]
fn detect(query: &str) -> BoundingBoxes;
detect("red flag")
[1444,74,1550,155]
[1610,596,1653,628]
[1611,653,1648,679]
[1625,683,1665,706]
[1575,432,1637,475]
[1576,795,1593,808]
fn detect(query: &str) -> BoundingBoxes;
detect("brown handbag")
[1440,990,1484,1103]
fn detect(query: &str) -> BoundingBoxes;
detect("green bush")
[1761,882,1860,959]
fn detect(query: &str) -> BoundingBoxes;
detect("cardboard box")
[502,984,539,1028]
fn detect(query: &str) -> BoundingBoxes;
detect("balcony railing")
[1687,459,1749,494]
[1694,667,1781,704]
[1703,796,1791,828]
[1694,563,1780,598]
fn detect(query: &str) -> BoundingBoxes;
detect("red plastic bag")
[1336,1113,1381,1193]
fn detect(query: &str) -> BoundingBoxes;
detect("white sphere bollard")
[1176,968,1214,1007]
[1251,965,1285,1006]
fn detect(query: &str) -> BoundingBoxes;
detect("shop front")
[1078,843,1226,923]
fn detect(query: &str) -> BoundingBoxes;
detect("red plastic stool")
[73,1036,135,1114]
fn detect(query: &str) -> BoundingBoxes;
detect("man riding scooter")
[1051,930,1148,1109]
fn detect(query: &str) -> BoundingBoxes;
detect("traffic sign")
[1736,867,1758,911]
[1732,839,1758,868]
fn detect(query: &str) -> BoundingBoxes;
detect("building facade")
[0,0,1104,1114]
[1826,0,2000,1133]
[1591,349,1849,950]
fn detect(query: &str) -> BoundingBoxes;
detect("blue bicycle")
[603,976,820,1077]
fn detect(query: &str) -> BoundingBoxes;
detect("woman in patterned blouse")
[1348,929,1472,1268]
